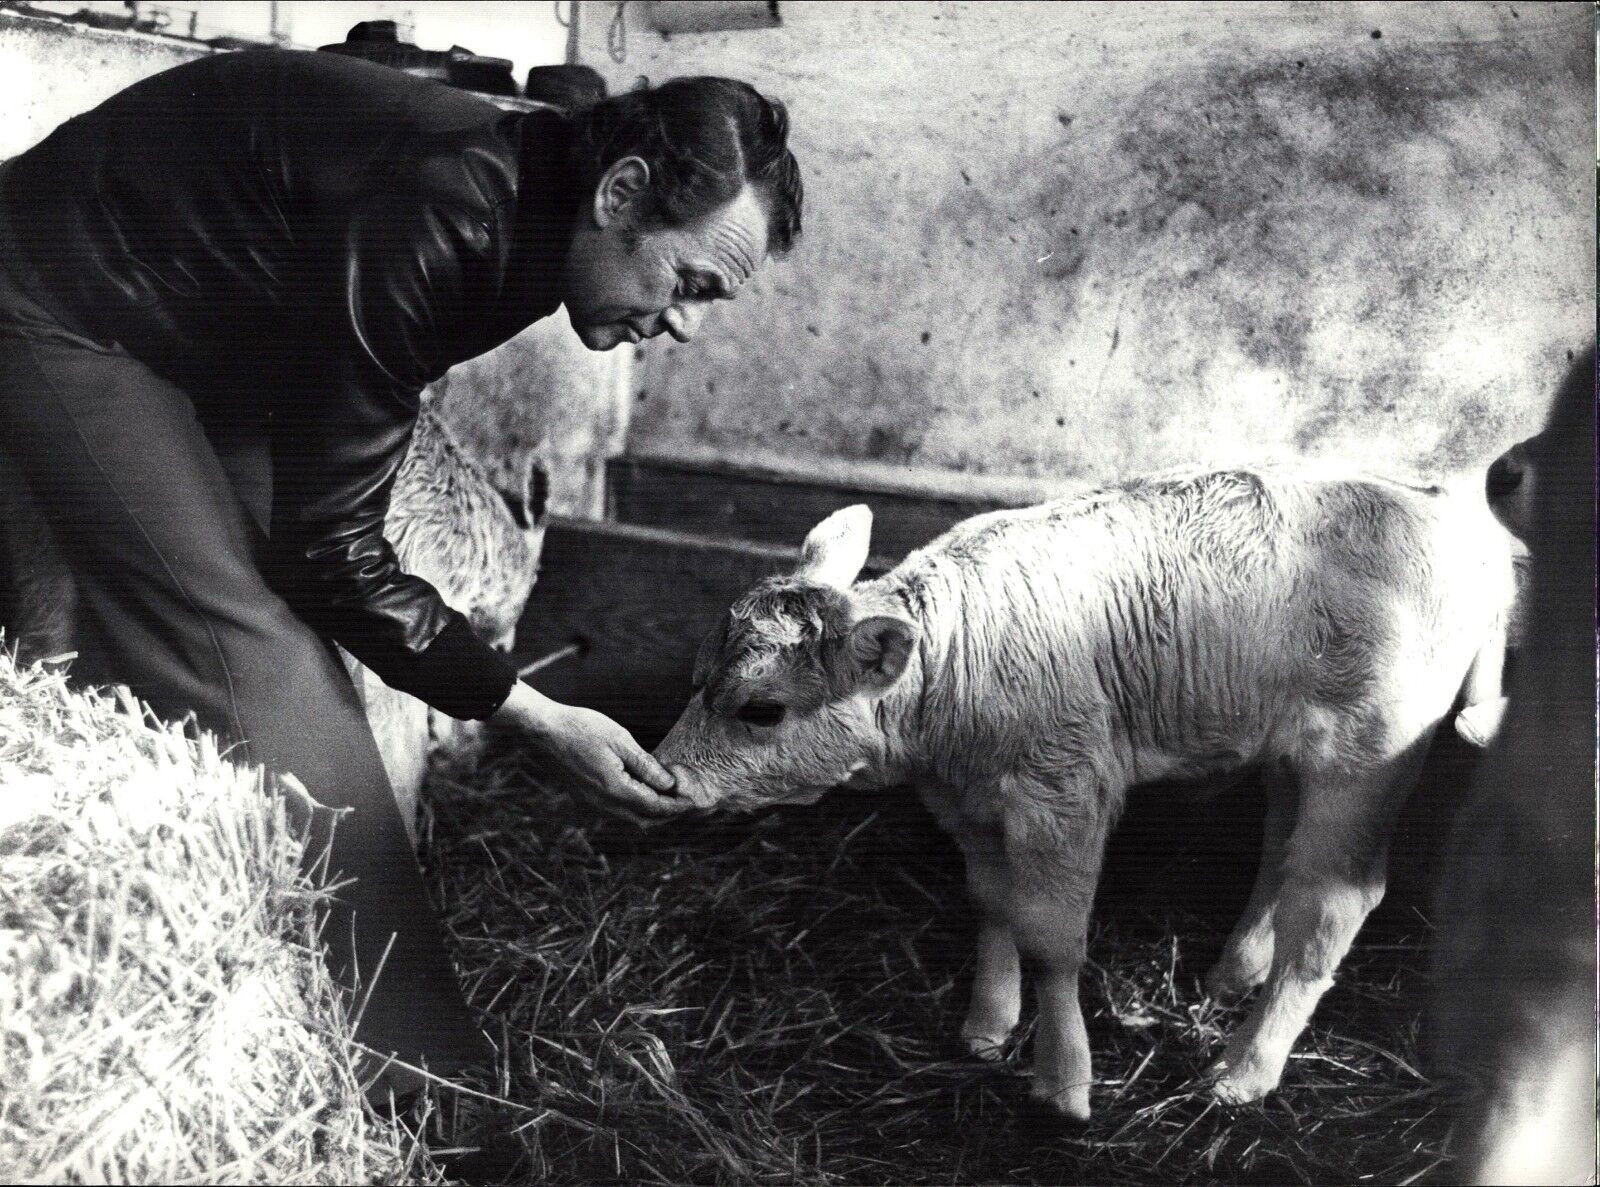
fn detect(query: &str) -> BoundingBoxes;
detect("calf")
[656,466,1513,1119]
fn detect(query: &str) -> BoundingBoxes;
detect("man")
[0,48,801,1103]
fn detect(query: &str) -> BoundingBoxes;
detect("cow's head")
[656,506,918,812]
[1485,440,1535,544]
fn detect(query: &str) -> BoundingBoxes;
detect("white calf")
[656,466,1513,1119]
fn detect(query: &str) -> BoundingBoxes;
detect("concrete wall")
[579,0,1594,497]
[0,10,627,517]
[0,11,209,159]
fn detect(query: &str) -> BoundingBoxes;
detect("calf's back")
[894,468,1509,795]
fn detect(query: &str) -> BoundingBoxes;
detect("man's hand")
[489,682,687,824]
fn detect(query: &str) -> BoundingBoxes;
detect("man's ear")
[831,614,916,694]
[594,156,650,227]
[795,505,872,589]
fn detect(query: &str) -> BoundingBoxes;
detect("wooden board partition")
[606,456,1012,562]
[511,517,804,746]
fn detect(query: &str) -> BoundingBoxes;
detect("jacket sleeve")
[266,193,519,721]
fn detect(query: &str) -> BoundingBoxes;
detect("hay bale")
[0,647,422,1184]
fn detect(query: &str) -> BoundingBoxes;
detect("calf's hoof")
[1028,1071,1091,1122]
[1206,1053,1281,1106]
[1204,957,1268,1001]
[959,1019,1015,1062]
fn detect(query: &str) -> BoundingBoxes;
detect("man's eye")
[735,701,786,728]
[679,276,730,301]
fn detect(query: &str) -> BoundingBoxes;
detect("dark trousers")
[0,311,491,1098]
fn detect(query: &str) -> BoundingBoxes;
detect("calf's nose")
[657,761,720,811]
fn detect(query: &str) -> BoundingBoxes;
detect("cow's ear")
[692,613,730,690]
[830,614,916,694]
[795,505,872,588]
[501,455,549,530]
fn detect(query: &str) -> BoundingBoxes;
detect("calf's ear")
[831,614,916,694]
[796,505,872,589]
[692,614,730,689]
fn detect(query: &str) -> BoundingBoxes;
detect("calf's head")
[656,506,918,812]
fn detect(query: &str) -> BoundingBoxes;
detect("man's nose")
[661,303,708,343]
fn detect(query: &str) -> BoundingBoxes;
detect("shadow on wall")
[1043,38,1585,474]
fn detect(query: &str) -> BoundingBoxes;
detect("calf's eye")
[735,700,787,728]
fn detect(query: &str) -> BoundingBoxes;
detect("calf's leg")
[1207,765,1301,998]
[1003,791,1111,1121]
[956,828,1021,1060]
[1210,722,1433,1104]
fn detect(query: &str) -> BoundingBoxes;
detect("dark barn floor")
[422,720,1482,1185]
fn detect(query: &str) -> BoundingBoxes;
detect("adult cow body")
[1431,348,1596,1184]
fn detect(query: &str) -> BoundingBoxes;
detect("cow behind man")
[349,402,548,842]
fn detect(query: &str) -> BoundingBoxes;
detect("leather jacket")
[0,49,582,720]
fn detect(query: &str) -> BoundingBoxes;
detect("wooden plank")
[510,517,804,746]
[606,456,1013,561]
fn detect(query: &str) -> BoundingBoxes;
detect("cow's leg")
[956,827,1021,1060]
[1210,719,1434,1104]
[1003,787,1111,1121]
[1207,764,1301,998]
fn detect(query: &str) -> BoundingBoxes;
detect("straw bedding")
[423,733,1464,1185]
[0,636,1470,1184]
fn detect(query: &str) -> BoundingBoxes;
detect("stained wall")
[579,0,1595,497]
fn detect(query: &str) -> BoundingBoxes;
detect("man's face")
[561,157,770,352]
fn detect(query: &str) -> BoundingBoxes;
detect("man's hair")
[572,76,802,255]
